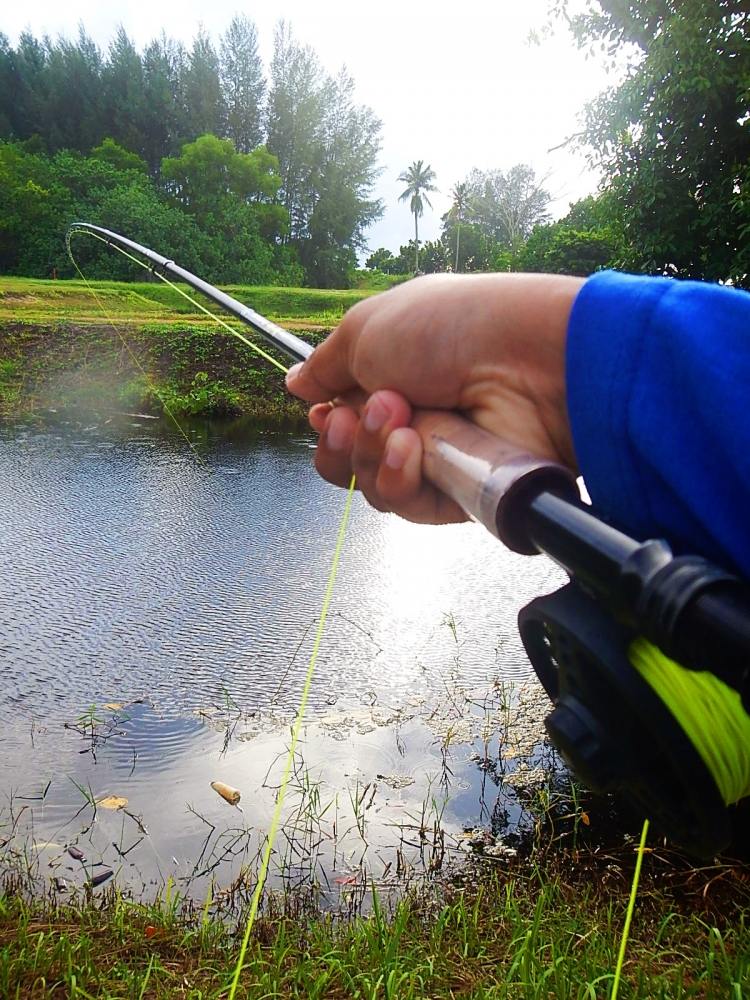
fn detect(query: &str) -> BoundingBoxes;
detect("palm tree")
[449,182,469,272]
[397,160,437,273]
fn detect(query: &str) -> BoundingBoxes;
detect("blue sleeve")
[566,270,750,578]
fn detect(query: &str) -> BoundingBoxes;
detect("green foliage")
[220,15,265,154]
[0,23,383,289]
[267,28,383,287]
[90,137,147,174]
[352,268,408,290]
[517,195,625,276]
[556,0,750,284]
[365,247,397,272]
[156,371,242,417]
[447,165,551,254]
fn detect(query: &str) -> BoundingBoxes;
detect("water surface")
[0,415,565,904]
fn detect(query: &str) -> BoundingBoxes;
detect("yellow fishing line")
[228,474,356,1000]
[629,638,750,805]
[66,228,288,374]
[610,817,650,1000]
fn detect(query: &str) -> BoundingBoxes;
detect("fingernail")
[325,415,348,451]
[384,436,407,470]
[285,362,303,387]
[363,397,389,434]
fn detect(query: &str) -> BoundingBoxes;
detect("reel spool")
[519,582,734,858]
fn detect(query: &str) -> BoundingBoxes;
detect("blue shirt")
[566,270,750,578]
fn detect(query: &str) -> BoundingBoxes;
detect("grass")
[0,274,376,420]
[0,276,375,331]
[1,845,749,998]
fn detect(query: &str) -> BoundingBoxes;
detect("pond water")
[0,414,566,909]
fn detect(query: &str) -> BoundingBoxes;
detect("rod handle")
[412,409,580,554]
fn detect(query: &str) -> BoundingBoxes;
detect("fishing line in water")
[67,231,358,990]
[629,638,750,805]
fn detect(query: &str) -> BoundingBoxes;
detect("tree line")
[2,2,749,289]
[0,19,382,287]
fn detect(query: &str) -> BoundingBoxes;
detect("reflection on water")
[0,415,565,903]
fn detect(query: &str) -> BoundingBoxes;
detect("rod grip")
[413,410,579,554]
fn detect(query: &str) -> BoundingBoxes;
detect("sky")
[3,0,624,255]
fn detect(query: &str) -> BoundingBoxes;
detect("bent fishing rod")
[69,222,750,857]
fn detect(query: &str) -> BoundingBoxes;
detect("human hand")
[286,273,584,524]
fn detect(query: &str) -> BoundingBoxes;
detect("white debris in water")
[375,773,415,790]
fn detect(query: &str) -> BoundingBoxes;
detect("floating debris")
[52,877,68,893]
[88,869,113,888]
[484,843,518,860]
[67,845,85,862]
[97,795,128,810]
[211,781,241,805]
[103,702,123,711]
[376,773,415,790]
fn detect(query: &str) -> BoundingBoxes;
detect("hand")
[286,272,584,524]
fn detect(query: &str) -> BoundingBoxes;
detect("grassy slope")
[0,276,374,330]
[0,277,376,420]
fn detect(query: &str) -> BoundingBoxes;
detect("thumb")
[285,332,358,403]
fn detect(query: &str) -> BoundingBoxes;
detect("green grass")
[0,276,375,330]
[1,848,749,998]
[0,274,375,420]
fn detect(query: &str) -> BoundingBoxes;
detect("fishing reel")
[514,513,750,859]
[519,581,735,858]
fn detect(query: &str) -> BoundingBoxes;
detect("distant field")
[0,275,375,331]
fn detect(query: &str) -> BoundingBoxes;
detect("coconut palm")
[397,160,438,273]
[449,181,470,272]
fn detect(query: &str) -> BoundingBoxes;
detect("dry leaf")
[211,781,241,805]
[97,795,128,810]
[103,702,123,711]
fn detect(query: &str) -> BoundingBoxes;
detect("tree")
[448,181,470,271]
[397,159,437,272]
[2,31,48,141]
[267,25,382,286]
[266,22,325,240]
[220,15,265,153]
[91,137,147,174]
[554,0,750,284]
[161,134,282,222]
[43,28,105,153]
[102,28,147,159]
[182,28,226,140]
[141,34,189,171]
[366,247,397,272]
[462,165,551,252]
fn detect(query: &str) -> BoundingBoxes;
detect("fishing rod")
[68,222,750,858]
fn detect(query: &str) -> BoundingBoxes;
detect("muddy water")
[0,415,565,905]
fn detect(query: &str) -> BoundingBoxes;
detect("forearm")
[566,271,750,576]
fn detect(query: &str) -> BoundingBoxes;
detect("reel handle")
[412,409,580,554]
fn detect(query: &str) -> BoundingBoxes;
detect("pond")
[0,413,566,911]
